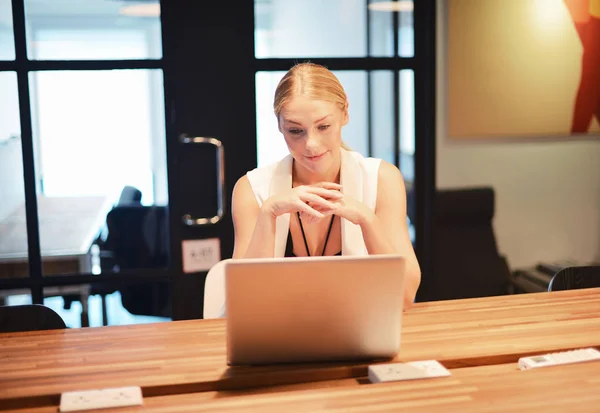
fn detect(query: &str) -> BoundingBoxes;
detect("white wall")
[437,0,600,269]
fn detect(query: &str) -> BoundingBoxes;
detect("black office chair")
[548,266,600,292]
[117,185,143,205]
[94,185,143,251]
[95,205,171,324]
[62,186,144,319]
[419,187,511,301]
[0,304,66,333]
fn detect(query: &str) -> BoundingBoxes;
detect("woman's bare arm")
[361,161,421,308]
[231,176,277,259]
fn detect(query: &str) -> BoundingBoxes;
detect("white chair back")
[203,259,230,319]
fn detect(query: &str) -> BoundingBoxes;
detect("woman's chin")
[303,158,331,174]
[294,150,340,178]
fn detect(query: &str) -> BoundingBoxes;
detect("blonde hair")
[274,63,351,150]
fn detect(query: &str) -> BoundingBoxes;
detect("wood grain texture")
[5,362,600,413]
[1,288,599,410]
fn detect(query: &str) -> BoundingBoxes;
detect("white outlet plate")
[59,386,143,412]
[368,360,451,383]
[182,238,221,273]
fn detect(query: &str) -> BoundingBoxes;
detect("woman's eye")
[318,125,330,131]
[288,129,303,135]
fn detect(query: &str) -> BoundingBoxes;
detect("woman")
[231,63,420,308]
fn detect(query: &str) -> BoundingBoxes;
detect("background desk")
[0,195,111,278]
[1,288,599,410]
[0,195,112,326]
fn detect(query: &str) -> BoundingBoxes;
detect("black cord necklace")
[296,212,335,256]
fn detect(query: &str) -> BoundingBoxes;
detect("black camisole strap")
[297,212,335,257]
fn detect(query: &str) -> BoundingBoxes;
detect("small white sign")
[181,238,221,273]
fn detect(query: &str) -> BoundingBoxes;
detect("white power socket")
[59,386,143,412]
[368,360,451,383]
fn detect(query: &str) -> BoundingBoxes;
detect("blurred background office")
[0,0,598,328]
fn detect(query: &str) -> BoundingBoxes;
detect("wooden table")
[0,195,112,278]
[2,288,599,410]
[137,362,600,412]
[8,362,599,413]
[0,195,113,327]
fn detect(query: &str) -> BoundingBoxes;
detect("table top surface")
[9,361,599,413]
[0,195,112,261]
[2,288,599,410]
[113,361,600,413]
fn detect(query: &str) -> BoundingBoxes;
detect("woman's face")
[278,95,348,176]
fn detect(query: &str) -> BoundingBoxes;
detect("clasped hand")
[263,182,373,226]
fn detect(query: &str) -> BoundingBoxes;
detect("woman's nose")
[305,131,320,149]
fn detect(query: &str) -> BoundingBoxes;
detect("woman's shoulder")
[376,160,406,197]
[377,159,402,177]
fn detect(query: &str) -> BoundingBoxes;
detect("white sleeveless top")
[246,148,381,256]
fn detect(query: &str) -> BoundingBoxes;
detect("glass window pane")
[398,3,414,57]
[369,70,416,170]
[255,0,368,58]
[1,290,32,307]
[0,72,28,278]
[0,285,171,329]
[255,71,288,167]
[371,71,395,163]
[367,0,414,57]
[254,1,413,58]
[337,71,369,156]
[43,283,171,328]
[28,69,169,276]
[368,1,394,57]
[0,0,15,60]
[369,69,414,242]
[255,70,368,167]
[24,0,162,60]
[44,285,88,328]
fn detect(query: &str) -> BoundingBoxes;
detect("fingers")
[312,182,343,191]
[280,183,343,220]
[299,208,335,224]
[295,200,324,219]
[300,193,338,211]
[299,212,320,225]
[309,200,339,214]
[304,186,343,200]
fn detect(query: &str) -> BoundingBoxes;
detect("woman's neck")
[293,157,341,186]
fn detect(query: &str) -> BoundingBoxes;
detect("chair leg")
[101,295,109,326]
[80,287,90,327]
[80,311,90,328]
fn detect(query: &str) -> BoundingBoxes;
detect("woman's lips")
[305,151,327,162]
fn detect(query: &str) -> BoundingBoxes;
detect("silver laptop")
[225,254,406,365]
